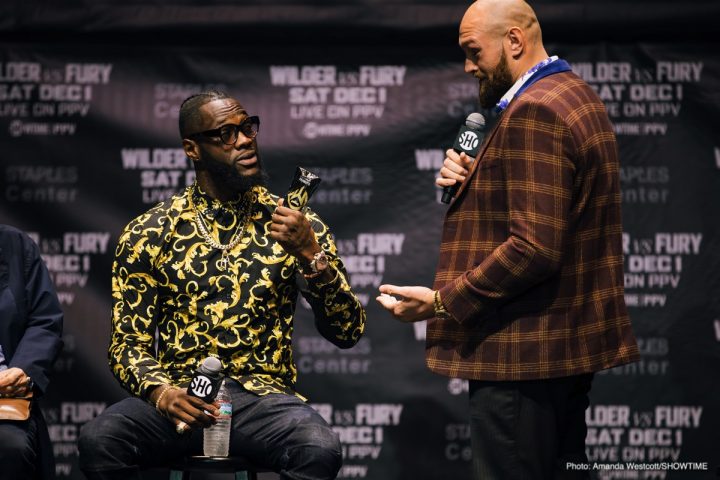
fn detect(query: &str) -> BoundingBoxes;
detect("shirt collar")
[189,183,255,220]
[495,56,559,113]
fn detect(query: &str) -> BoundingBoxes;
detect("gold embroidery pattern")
[109,184,365,399]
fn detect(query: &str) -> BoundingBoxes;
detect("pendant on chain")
[219,251,229,271]
[188,187,250,273]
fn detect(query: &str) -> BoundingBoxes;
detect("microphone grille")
[202,356,223,374]
[465,112,486,130]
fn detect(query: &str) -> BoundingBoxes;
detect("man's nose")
[233,131,253,148]
[464,58,478,74]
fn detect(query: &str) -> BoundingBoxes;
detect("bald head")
[462,0,542,44]
[459,0,548,84]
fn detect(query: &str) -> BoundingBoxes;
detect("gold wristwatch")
[433,290,452,320]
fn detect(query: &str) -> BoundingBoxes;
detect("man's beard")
[478,50,514,109]
[204,155,268,193]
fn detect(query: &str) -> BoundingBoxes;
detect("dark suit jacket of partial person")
[0,224,64,479]
[428,69,640,381]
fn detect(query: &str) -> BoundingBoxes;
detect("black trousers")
[78,380,341,480]
[469,373,593,480]
[0,406,55,480]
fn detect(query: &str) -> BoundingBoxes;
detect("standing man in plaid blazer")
[377,0,639,478]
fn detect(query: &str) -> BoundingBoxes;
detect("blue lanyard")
[495,59,572,113]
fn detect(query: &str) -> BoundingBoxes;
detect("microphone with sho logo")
[187,356,224,403]
[441,112,486,204]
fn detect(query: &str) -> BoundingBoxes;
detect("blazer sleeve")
[439,100,577,324]
[10,234,64,394]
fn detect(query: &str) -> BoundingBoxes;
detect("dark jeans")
[469,374,593,480]
[0,406,54,480]
[78,380,341,480]
[0,416,38,480]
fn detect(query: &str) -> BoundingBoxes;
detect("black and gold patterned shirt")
[109,183,365,399]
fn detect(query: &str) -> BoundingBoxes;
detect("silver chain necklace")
[188,186,250,271]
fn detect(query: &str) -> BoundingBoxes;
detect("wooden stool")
[168,455,268,480]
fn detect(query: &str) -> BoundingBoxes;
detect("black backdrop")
[1,1,719,479]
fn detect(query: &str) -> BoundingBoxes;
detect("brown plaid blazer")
[428,70,639,381]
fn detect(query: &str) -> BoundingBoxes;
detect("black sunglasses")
[187,116,260,145]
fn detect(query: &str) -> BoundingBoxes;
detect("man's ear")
[183,138,200,164]
[506,26,525,59]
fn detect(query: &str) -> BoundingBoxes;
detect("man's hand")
[376,284,435,323]
[269,198,320,264]
[153,386,218,431]
[0,367,32,397]
[435,149,472,189]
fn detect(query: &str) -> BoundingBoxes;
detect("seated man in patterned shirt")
[78,90,366,480]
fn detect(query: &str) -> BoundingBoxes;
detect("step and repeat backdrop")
[1,24,719,480]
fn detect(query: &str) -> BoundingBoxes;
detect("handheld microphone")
[441,112,486,204]
[187,356,224,403]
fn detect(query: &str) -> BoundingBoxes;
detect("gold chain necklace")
[187,186,251,271]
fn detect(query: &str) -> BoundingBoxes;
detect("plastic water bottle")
[203,379,232,457]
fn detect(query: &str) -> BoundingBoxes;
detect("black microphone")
[187,356,224,402]
[441,112,486,204]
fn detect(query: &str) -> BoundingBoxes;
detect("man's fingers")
[377,285,402,314]
[169,397,217,429]
[378,284,398,295]
[0,369,24,388]
[186,407,216,428]
[439,168,465,184]
[444,149,473,168]
[436,177,457,188]
[271,210,289,223]
[459,152,473,168]
[378,285,407,302]
[442,159,468,178]
[445,148,461,162]
[172,409,202,429]
[272,207,290,219]
[376,293,399,310]
[269,222,287,234]
[274,201,304,220]
[186,396,219,415]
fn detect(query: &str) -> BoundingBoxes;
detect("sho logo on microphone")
[457,131,480,152]
[447,378,469,395]
[189,375,214,398]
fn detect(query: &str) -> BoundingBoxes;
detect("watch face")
[313,251,329,271]
[310,251,328,273]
